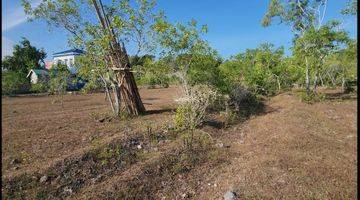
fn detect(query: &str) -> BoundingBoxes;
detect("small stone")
[39,175,48,183]
[224,191,236,200]
[181,193,189,198]
[216,143,224,148]
[63,186,73,194]
[152,147,158,151]
[10,158,21,165]
[13,166,19,170]
[91,175,103,183]
[137,144,142,149]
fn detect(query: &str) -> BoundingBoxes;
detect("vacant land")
[2,87,357,199]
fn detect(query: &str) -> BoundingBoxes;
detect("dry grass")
[2,87,357,199]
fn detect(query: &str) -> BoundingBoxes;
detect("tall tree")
[2,37,46,75]
[262,0,329,95]
[22,0,162,116]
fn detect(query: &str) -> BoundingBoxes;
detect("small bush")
[30,82,49,93]
[174,84,218,130]
[298,91,326,103]
[2,71,30,95]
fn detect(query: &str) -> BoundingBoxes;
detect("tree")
[2,37,46,75]
[22,0,163,116]
[342,0,357,15]
[49,63,71,106]
[219,43,288,95]
[292,21,349,93]
[153,18,214,95]
[262,0,329,95]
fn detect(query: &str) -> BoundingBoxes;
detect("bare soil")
[2,87,357,199]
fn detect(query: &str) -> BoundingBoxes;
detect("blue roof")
[53,49,85,57]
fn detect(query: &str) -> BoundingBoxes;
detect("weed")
[298,91,326,103]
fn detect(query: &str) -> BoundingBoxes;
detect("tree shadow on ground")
[145,108,175,115]
[325,92,357,100]
[203,98,268,130]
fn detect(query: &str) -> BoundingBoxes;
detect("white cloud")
[2,36,14,59]
[2,0,42,31]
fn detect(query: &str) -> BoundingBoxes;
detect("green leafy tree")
[292,21,349,93]
[262,0,329,95]
[49,63,70,106]
[342,0,357,15]
[2,37,46,75]
[219,43,289,95]
[153,18,218,94]
[22,0,164,116]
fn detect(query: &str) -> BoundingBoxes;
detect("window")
[64,59,68,66]
[69,58,73,66]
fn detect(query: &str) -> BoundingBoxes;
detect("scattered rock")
[13,166,19,170]
[181,193,189,198]
[10,158,21,165]
[152,147,158,151]
[63,186,73,194]
[91,175,103,183]
[216,143,224,148]
[216,143,230,148]
[39,175,49,183]
[137,144,142,149]
[224,191,237,200]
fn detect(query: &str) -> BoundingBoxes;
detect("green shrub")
[2,71,30,95]
[30,82,49,93]
[298,91,326,103]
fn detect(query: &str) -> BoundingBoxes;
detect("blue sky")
[2,0,357,60]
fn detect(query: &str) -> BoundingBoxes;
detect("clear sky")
[2,0,357,60]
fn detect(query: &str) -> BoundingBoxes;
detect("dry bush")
[174,84,218,131]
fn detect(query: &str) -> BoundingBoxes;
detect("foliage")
[173,84,218,131]
[30,82,49,93]
[342,0,357,15]
[2,71,30,95]
[2,38,46,75]
[297,90,326,103]
[49,63,70,105]
[219,43,291,96]
[133,58,173,88]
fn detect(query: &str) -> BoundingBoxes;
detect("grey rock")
[216,143,224,148]
[224,191,236,200]
[63,186,73,194]
[40,175,48,183]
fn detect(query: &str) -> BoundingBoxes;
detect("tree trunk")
[313,72,318,94]
[341,77,346,93]
[92,0,145,116]
[305,57,310,95]
[319,74,324,87]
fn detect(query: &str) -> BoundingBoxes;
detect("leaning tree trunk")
[92,0,145,116]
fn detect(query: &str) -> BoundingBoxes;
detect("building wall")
[53,55,77,74]
[30,73,38,84]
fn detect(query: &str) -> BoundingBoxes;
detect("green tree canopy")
[2,37,46,75]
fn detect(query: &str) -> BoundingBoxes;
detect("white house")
[26,69,50,84]
[52,49,85,74]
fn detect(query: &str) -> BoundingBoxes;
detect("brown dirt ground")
[2,86,181,179]
[2,87,357,199]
